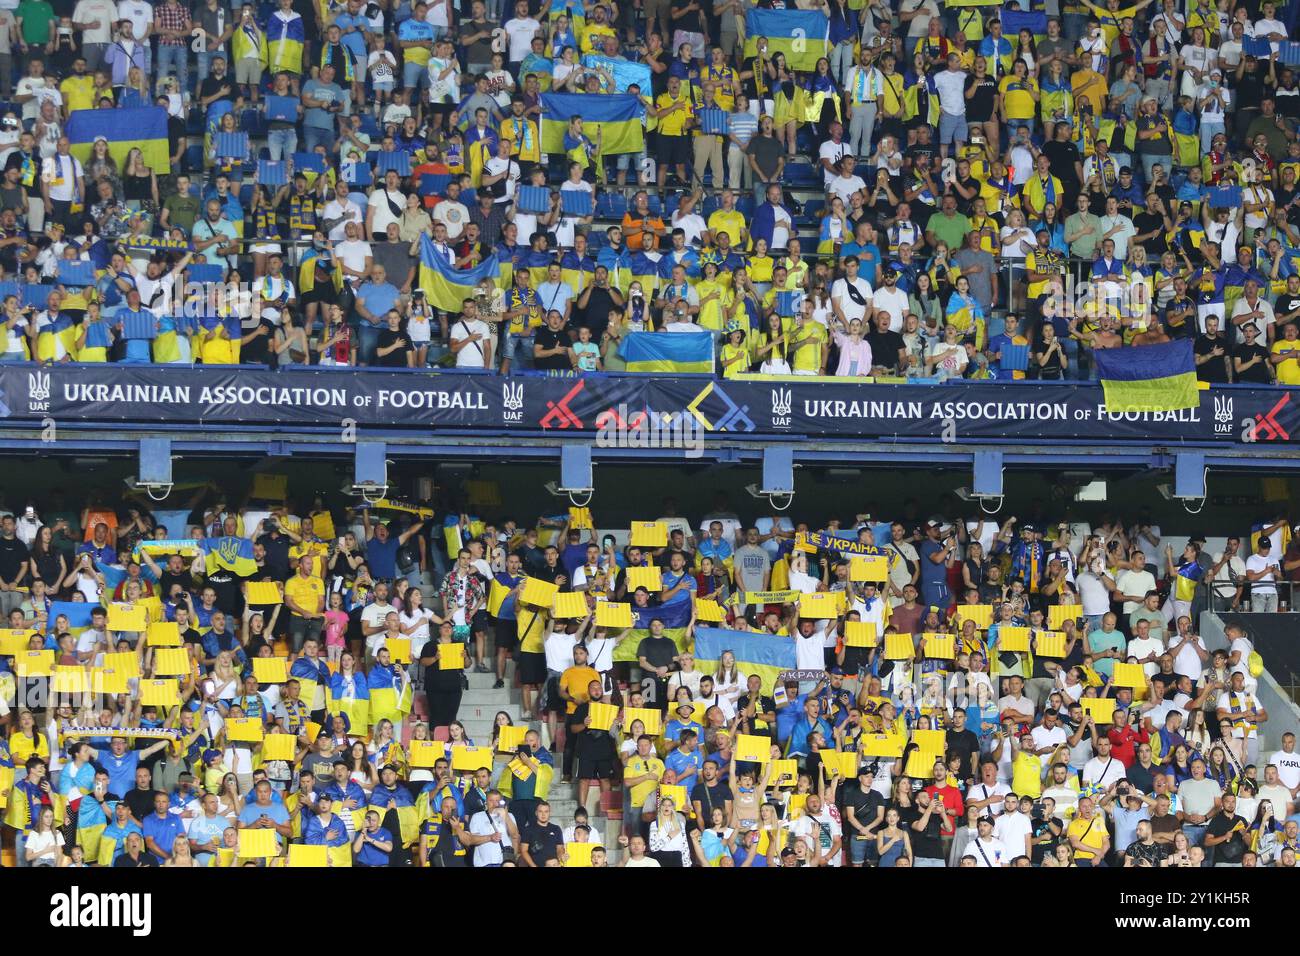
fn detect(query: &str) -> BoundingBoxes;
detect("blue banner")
[580,55,653,93]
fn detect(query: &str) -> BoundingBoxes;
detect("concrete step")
[461,687,518,707]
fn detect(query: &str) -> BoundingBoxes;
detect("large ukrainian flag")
[418,233,501,312]
[694,626,796,697]
[540,93,645,155]
[619,331,714,373]
[743,9,830,73]
[66,107,171,173]
[201,536,259,577]
[1095,339,1199,414]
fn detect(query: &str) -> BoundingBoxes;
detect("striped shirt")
[727,110,758,147]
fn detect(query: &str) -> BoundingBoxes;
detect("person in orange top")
[622,190,669,252]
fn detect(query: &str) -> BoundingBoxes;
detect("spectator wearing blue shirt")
[322,760,369,812]
[664,729,704,791]
[304,796,353,847]
[76,522,118,565]
[200,613,249,669]
[697,520,733,568]
[398,10,435,89]
[100,801,145,865]
[353,810,394,866]
[354,263,402,364]
[334,3,371,63]
[141,791,187,863]
[658,551,696,608]
[98,736,171,799]
[301,63,345,154]
[236,779,293,852]
[785,696,832,759]
[917,520,955,609]
[187,791,228,866]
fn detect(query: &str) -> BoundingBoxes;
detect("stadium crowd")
[0,485,1294,868]
[0,0,1289,380]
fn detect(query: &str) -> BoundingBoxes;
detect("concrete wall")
[1199,611,1300,763]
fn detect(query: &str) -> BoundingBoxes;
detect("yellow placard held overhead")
[309,510,336,540]
[904,751,945,779]
[565,841,597,867]
[0,629,35,656]
[138,596,164,623]
[408,740,447,768]
[245,581,283,605]
[261,732,298,762]
[624,566,661,592]
[437,642,466,670]
[237,828,280,859]
[146,621,181,647]
[996,626,1031,653]
[1081,697,1119,724]
[586,701,619,731]
[51,667,89,694]
[884,633,915,660]
[1033,631,1067,658]
[922,634,955,660]
[519,577,558,608]
[140,678,180,707]
[107,604,148,633]
[16,649,54,676]
[103,651,140,677]
[843,620,878,647]
[567,506,594,529]
[623,707,663,736]
[496,725,528,752]
[1048,605,1080,630]
[849,555,889,583]
[693,598,725,622]
[657,783,691,816]
[956,604,994,629]
[821,751,858,778]
[551,592,588,619]
[735,733,772,763]
[859,733,906,758]
[770,759,798,786]
[385,638,412,663]
[798,593,840,619]
[1111,662,1147,690]
[93,666,129,695]
[251,473,289,500]
[226,717,265,743]
[595,601,633,628]
[629,521,668,548]
[253,657,289,683]
[153,647,191,676]
[451,745,493,772]
[912,729,946,757]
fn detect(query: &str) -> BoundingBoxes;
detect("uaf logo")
[28,370,50,412]
[502,381,524,422]
[771,387,792,427]
[1213,393,1233,435]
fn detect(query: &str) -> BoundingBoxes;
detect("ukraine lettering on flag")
[619,331,714,373]
[417,233,502,313]
[66,107,172,174]
[540,93,646,156]
[1094,339,1199,414]
[743,10,830,72]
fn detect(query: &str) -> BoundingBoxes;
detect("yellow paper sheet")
[152,647,191,676]
[408,740,447,768]
[564,841,596,867]
[735,733,772,763]
[956,604,994,629]
[624,566,661,592]
[595,601,632,628]
[261,733,298,762]
[14,649,53,676]
[386,637,412,663]
[287,844,329,867]
[237,827,279,858]
[51,667,89,694]
[496,725,528,752]
[253,657,289,683]
[859,733,906,758]
[922,633,955,659]
[0,629,36,656]
[226,717,265,743]
[551,591,588,619]
[843,620,878,647]
[798,592,840,619]
[770,758,798,786]
[821,750,858,778]
[629,521,668,548]
[693,598,725,622]
[146,621,181,647]
[309,511,336,541]
[1033,631,1067,658]
[567,506,593,529]
[437,642,466,670]
[884,633,915,660]
[93,666,129,695]
[849,555,889,583]
[624,707,662,736]
[520,577,558,608]
[251,473,289,500]
[108,604,148,633]
[140,679,179,706]
[912,729,946,756]
[1111,662,1147,690]
[245,581,283,605]
[587,701,619,731]
[1048,605,1080,630]
[1081,697,1118,724]
[104,651,141,678]
[451,745,493,772]
[996,626,1031,653]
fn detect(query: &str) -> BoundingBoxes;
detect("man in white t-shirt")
[827,154,867,206]
[992,794,1033,859]
[830,255,873,326]
[502,0,538,63]
[964,816,1009,867]
[1114,551,1155,617]
[1244,537,1281,612]
[1166,618,1208,680]
[932,54,968,158]
[1082,736,1127,790]
[871,268,909,331]
[1030,708,1068,754]
[431,181,469,239]
[1216,670,1267,767]
[817,121,850,188]
[449,300,493,369]
[1268,732,1300,795]
[788,793,842,866]
[1209,537,1246,611]
[1126,619,1164,678]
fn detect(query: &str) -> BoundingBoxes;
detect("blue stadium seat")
[702,194,721,217]
[736,196,755,217]
[358,114,381,138]
[238,183,255,207]
[663,192,680,217]
[183,144,204,171]
[240,108,267,137]
[799,198,825,224]
[645,193,662,216]
[785,162,818,188]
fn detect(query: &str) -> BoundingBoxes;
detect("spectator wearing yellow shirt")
[59,57,98,114]
[1270,321,1300,385]
[499,97,540,167]
[284,558,327,651]
[788,306,828,375]
[700,48,737,110]
[654,75,693,189]
[1064,796,1110,866]
[998,60,1039,137]
[691,81,727,191]
[624,733,666,811]
[198,318,240,364]
[705,188,746,249]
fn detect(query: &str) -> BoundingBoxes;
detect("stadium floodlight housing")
[953,485,1003,516]
[352,481,388,506]
[745,483,795,512]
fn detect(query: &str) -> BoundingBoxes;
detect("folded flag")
[775,291,799,317]
[417,233,502,312]
[743,9,830,71]
[1095,339,1199,413]
[201,535,259,576]
[540,93,646,156]
[619,331,714,373]
[67,106,171,174]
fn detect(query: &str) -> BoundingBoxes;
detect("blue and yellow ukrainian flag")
[66,106,171,173]
[743,9,830,72]
[417,234,501,313]
[618,331,714,373]
[267,12,305,74]
[694,626,796,697]
[201,536,259,577]
[539,93,646,155]
[1095,339,1199,413]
